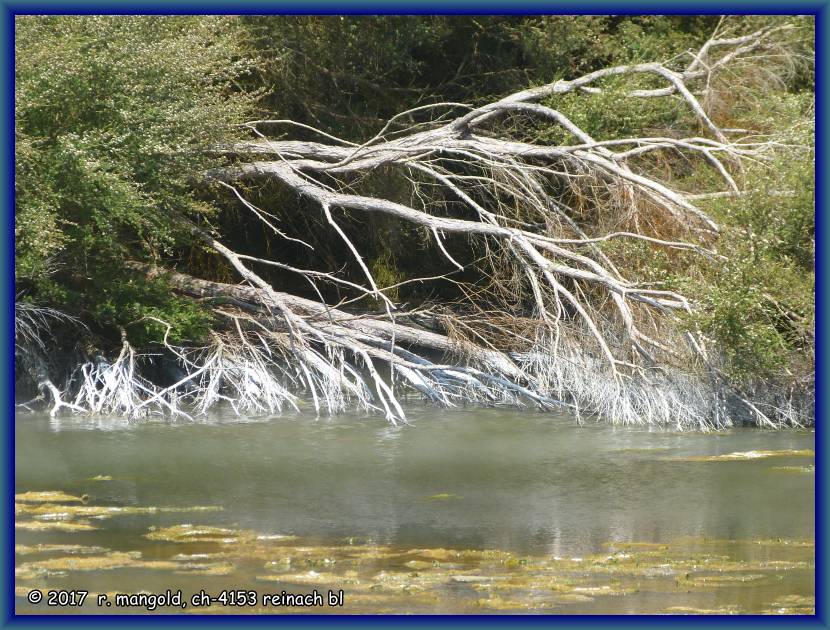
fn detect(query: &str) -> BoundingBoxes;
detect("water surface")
[15,408,815,614]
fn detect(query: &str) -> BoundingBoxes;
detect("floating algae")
[15,552,171,580]
[15,544,108,556]
[13,493,813,615]
[88,475,113,481]
[171,552,222,561]
[174,561,236,576]
[15,520,98,532]
[256,570,361,586]
[15,490,221,536]
[668,449,814,462]
[770,465,815,474]
[15,550,233,581]
[679,573,773,587]
[15,529,813,614]
[145,524,259,544]
[762,594,815,614]
[571,584,638,597]
[475,595,557,610]
[551,592,597,604]
[681,537,813,548]
[405,547,514,563]
[16,502,221,520]
[18,551,142,574]
[772,594,814,606]
[15,491,89,503]
[450,575,509,583]
[370,569,472,593]
[665,605,743,615]
[344,591,443,609]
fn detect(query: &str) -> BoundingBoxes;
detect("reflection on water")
[15,407,814,614]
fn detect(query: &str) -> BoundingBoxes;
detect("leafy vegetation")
[687,150,814,381]
[14,15,814,422]
[15,15,256,343]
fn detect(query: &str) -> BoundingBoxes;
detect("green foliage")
[682,141,814,381]
[541,77,693,145]
[241,16,527,139]
[521,15,716,77]
[370,251,403,306]
[92,274,215,346]
[15,15,256,344]
[241,16,719,142]
[525,18,814,386]
[14,14,814,390]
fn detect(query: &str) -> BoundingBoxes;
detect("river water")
[14,407,814,615]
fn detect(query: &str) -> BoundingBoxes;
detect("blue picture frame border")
[0,3,825,627]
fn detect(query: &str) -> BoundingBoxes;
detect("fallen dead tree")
[15,22,813,428]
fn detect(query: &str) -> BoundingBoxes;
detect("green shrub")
[681,144,814,381]
[15,16,256,344]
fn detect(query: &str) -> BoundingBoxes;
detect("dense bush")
[15,15,814,392]
[15,15,256,343]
